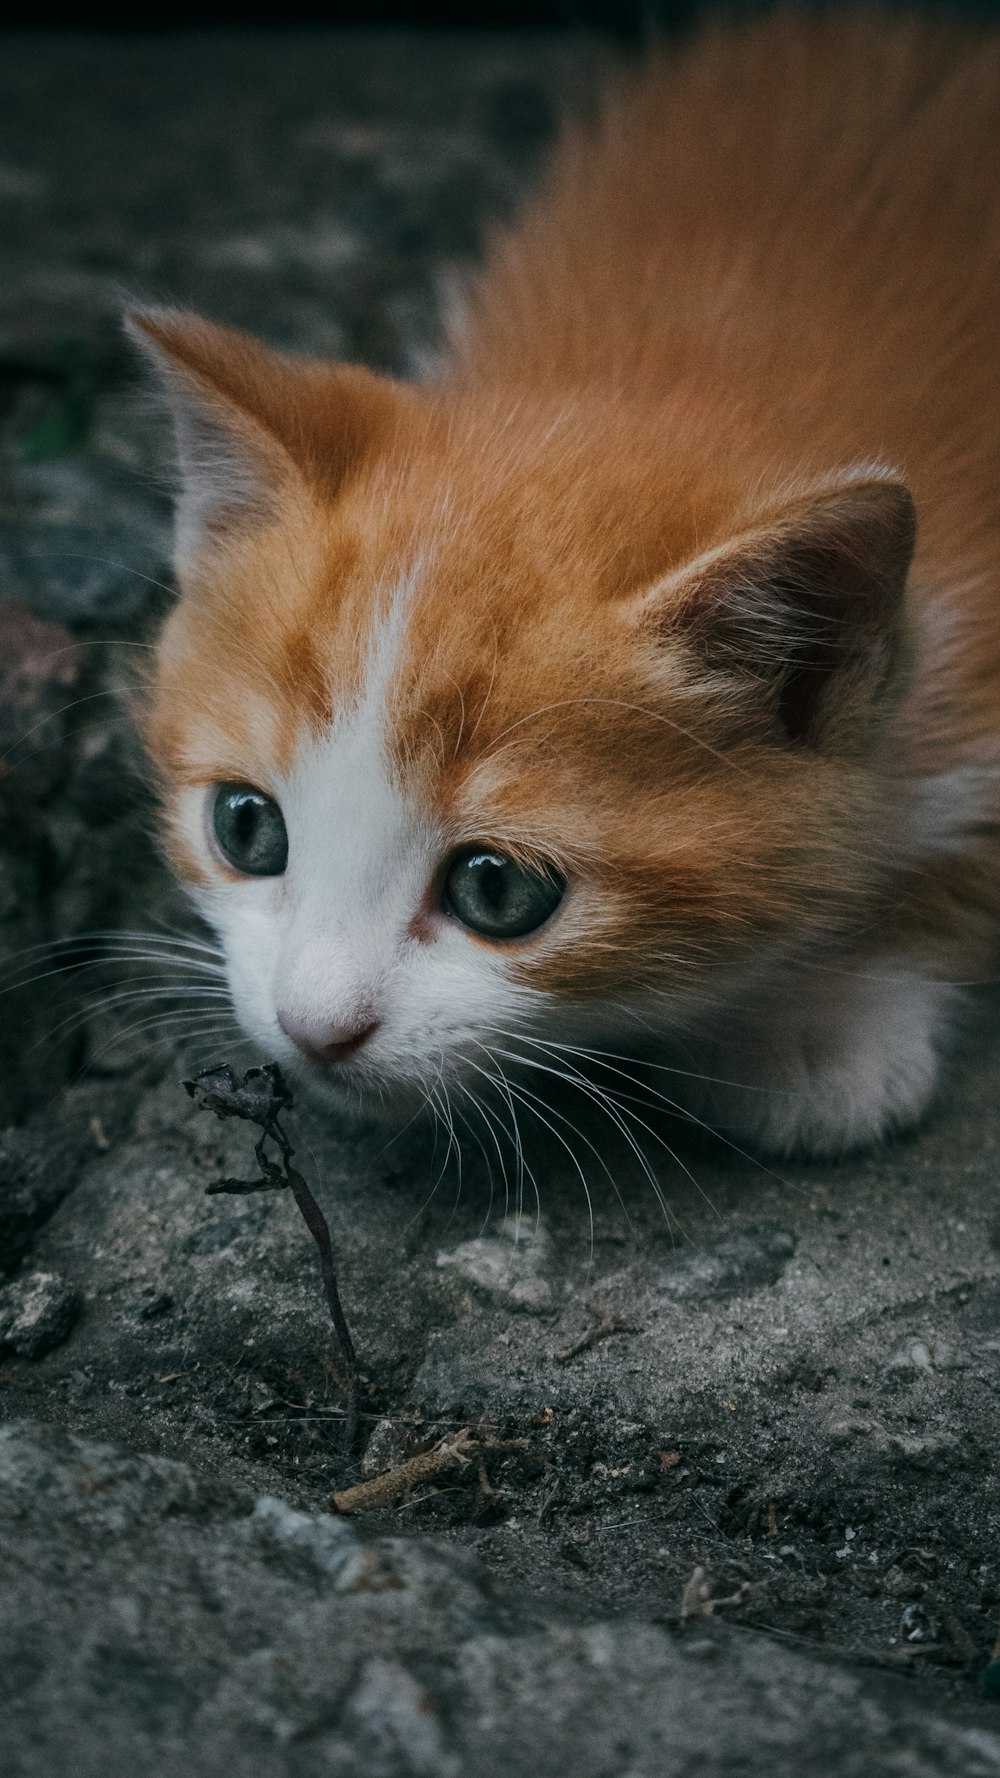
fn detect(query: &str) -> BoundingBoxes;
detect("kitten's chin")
[280,1051,426,1129]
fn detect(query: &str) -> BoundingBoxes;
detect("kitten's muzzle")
[277,1007,380,1067]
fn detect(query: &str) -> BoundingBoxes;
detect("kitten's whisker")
[440,1075,466,1232]
[477,1034,633,1235]
[454,1070,515,1234]
[488,1036,693,1230]
[1,955,227,999]
[0,937,227,990]
[401,1067,459,1231]
[77,997,231,1040]
[444,1043,512,1234]
[0,688,148,769]
[185,1028,258,1071]
[521,1057,674,1228]
[0,928,224,965]
[473,1061,545,1250]
[55,1004,238,1070]
[519,1025,778,1096]
[143,916,223,953]
[510,1029,794,1186]
[39,981,231,1043]
[371,1090,436,1161]
[482,1053,536,1241]
[465,1047,578,1253]
[788,954,999,989]
[450,1099,502,1238]
[474,1043,526,1228]
[26,551,177,601]
[427,1080,460,1201]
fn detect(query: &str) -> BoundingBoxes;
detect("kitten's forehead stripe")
[356,557,424,739]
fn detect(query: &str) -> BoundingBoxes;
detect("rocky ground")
[1,27,1000,1778]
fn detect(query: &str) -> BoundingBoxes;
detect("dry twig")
[183,1061,358,1390]
[331,1427,549,1514]
[680,1564,752,1623]
[554,1316,638,1363]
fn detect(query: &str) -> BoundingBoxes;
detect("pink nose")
[277,1009,379,1066]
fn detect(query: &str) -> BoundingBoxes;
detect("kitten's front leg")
[692,963,959,1159]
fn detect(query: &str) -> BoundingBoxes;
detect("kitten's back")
[452,9,1000,749]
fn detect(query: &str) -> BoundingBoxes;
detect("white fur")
[186,575,541,1110]
[684,963,958,1157]
[907,759,1000,860]
[673,751,992,1154]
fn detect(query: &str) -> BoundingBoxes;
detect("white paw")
[700,968,955,1159]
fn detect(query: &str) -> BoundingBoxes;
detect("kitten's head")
[131,310,916,1113]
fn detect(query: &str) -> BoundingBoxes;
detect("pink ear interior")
[641,472,916,742]
[126,307,407,565]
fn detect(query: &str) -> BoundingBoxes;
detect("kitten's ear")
[641,472,917,746]
[126,307,402,572]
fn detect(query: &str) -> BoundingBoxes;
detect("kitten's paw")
[706,968,956,1159]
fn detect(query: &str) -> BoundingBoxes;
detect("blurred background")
[4,2,702,30]
[11,0,1000,25]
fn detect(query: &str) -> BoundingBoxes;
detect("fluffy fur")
[132,10,1000,1156]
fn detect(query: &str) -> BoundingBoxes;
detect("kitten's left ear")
[126,307,403,573]
[639,470,917,747]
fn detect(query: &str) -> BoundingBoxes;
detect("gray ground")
[1,29,999,1778]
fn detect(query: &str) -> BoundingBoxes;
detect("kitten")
[130,10,1000,1159]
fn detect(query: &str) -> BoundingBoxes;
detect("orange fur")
[133,9,1000,1152]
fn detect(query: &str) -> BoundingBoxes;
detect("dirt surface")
[1,28,1000,1777]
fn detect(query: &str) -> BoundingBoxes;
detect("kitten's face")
[136,312,915,1115]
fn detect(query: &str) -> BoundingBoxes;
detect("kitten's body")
[136,11,1000,1156]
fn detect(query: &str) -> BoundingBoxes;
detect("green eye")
[443,848,565,940]
[211,783,288,877]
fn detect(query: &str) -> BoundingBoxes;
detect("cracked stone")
[0,1268,80,1357]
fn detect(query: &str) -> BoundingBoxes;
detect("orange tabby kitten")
[130,10,1000,1157]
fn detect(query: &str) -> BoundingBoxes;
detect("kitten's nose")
[277,1008,379,1066]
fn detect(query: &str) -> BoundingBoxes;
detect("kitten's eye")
[211,782,288,877]
[442,848,565,940]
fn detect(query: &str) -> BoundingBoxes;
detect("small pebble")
[0,1269,81,1358]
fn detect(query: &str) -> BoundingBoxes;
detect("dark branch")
[183,1061,358,1382]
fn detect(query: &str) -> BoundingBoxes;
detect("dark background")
[7,2,673,26]
[0,1,737,35]
[7,1,664,26]
[9,1,1000,38]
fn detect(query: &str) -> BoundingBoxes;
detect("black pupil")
[475,858,508,912]
[233,799,258,848]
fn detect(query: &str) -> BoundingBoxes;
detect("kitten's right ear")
[126,308,402,574]
[635,471,916,749]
